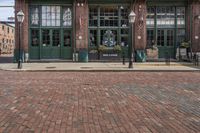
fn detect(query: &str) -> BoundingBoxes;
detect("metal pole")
[129,23,133,68]
[18,23,22,69]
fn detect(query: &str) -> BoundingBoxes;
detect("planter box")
[88,53,98,60]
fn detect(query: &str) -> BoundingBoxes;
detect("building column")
[15,0,29,61]
[132,0,147,51]
[74,0,89,51]
[190,0,200,52]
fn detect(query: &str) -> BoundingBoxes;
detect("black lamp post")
[128,10,136,68]
[17,10,24,69]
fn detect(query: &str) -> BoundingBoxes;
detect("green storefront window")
[31,29,39,46]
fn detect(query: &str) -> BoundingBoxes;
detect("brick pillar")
[74,0,89,51]
[190,1,200,52]
[132,0,147,50]
[15,0,29,61]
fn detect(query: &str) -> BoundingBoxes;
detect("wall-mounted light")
[198,15,200,20]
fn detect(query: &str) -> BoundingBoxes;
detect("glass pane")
[157,30,164,46]
[31,29,39,46]
[63,7,72,27]
[89,7,98,27]
[30,6,39,26]
[167,30,174,46]
[147,29,154,47]
[52,30,60,46]
[42,30,50,46]
[100,7,118,27]
[89,30,97,47]
[63,30,71,47]
[177,29,185,47]
[146,7,155,27]
[101,30,117,47]
[157,7,175,27]
[42,6,60,26]
[120,7,129,27]
[177,7,185,27]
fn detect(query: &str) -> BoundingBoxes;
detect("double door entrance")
[41,29,72,59]
[157,29,175,58]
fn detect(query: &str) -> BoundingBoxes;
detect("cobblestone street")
[0,71,199,133]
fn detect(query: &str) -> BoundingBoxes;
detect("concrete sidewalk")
[0,62,199,72]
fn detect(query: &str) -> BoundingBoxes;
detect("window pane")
[52,30,60,46]
[146,7,155,27]
[120,7,129,27]
[157,7,175,27]
[89,30,97,47]
[63,30,71,47]
[30,6,39,26]
[89,7,98,27]
[42,30,50,46]
[100,7,118,27]
[147,29,154,47]
[42,6,60,26]
[177,7,185,27]
[63,7,72,27]
[31,29,39,46]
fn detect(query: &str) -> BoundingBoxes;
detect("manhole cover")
[81,67,93,69]
[46,67,56,69]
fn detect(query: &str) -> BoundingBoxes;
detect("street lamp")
[17,10,24,69]
[128,10,136,68]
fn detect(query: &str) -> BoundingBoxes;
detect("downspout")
[73,0,76,61]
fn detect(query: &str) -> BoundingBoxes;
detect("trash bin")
[136,50,146,62]
[78,49,88,62]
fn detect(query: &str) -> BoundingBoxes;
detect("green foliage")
[181,42,190,48]
[98,45,107,53]
[113,45,122,53]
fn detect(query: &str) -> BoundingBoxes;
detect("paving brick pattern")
[0,71,199,133]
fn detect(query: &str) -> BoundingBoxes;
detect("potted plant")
[113,45,122,54]
[146,44,158,60]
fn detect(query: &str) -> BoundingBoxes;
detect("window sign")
[31,6,39,25]
[102,30,116,47]
[63,8,72,27]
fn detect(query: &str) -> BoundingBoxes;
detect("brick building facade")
[0,22,15,55]
[14,0,200,62]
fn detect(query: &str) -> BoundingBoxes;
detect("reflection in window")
[31,6,39,25]
[63,7,72,27]
[177,7,185,26]
[52,30,60,46]
[146,7,155,26]
[42,30,50,46]
[89,30,97,46]
[31,29,39,46]
[121,29,128,46]
[42,6,61,26]
[157,7,175,26]
[63,30,71,47]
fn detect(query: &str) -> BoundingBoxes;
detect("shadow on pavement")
[0,56,13,63]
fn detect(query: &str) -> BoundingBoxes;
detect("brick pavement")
[0,71,199,133]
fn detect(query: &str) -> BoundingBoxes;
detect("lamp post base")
[128,61,133,68]
[18,60,22,69]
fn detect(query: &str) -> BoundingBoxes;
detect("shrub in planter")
[113,45,122,54]
[98,45,107,53]
[180,42,190,48]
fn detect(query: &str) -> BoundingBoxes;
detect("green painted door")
[41,29,61,59]
[157,29,175,58]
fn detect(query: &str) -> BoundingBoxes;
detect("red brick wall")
[15,0,29,53]
[132,0,147,50]
[74,0,89,50]
[191,1,200,52]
